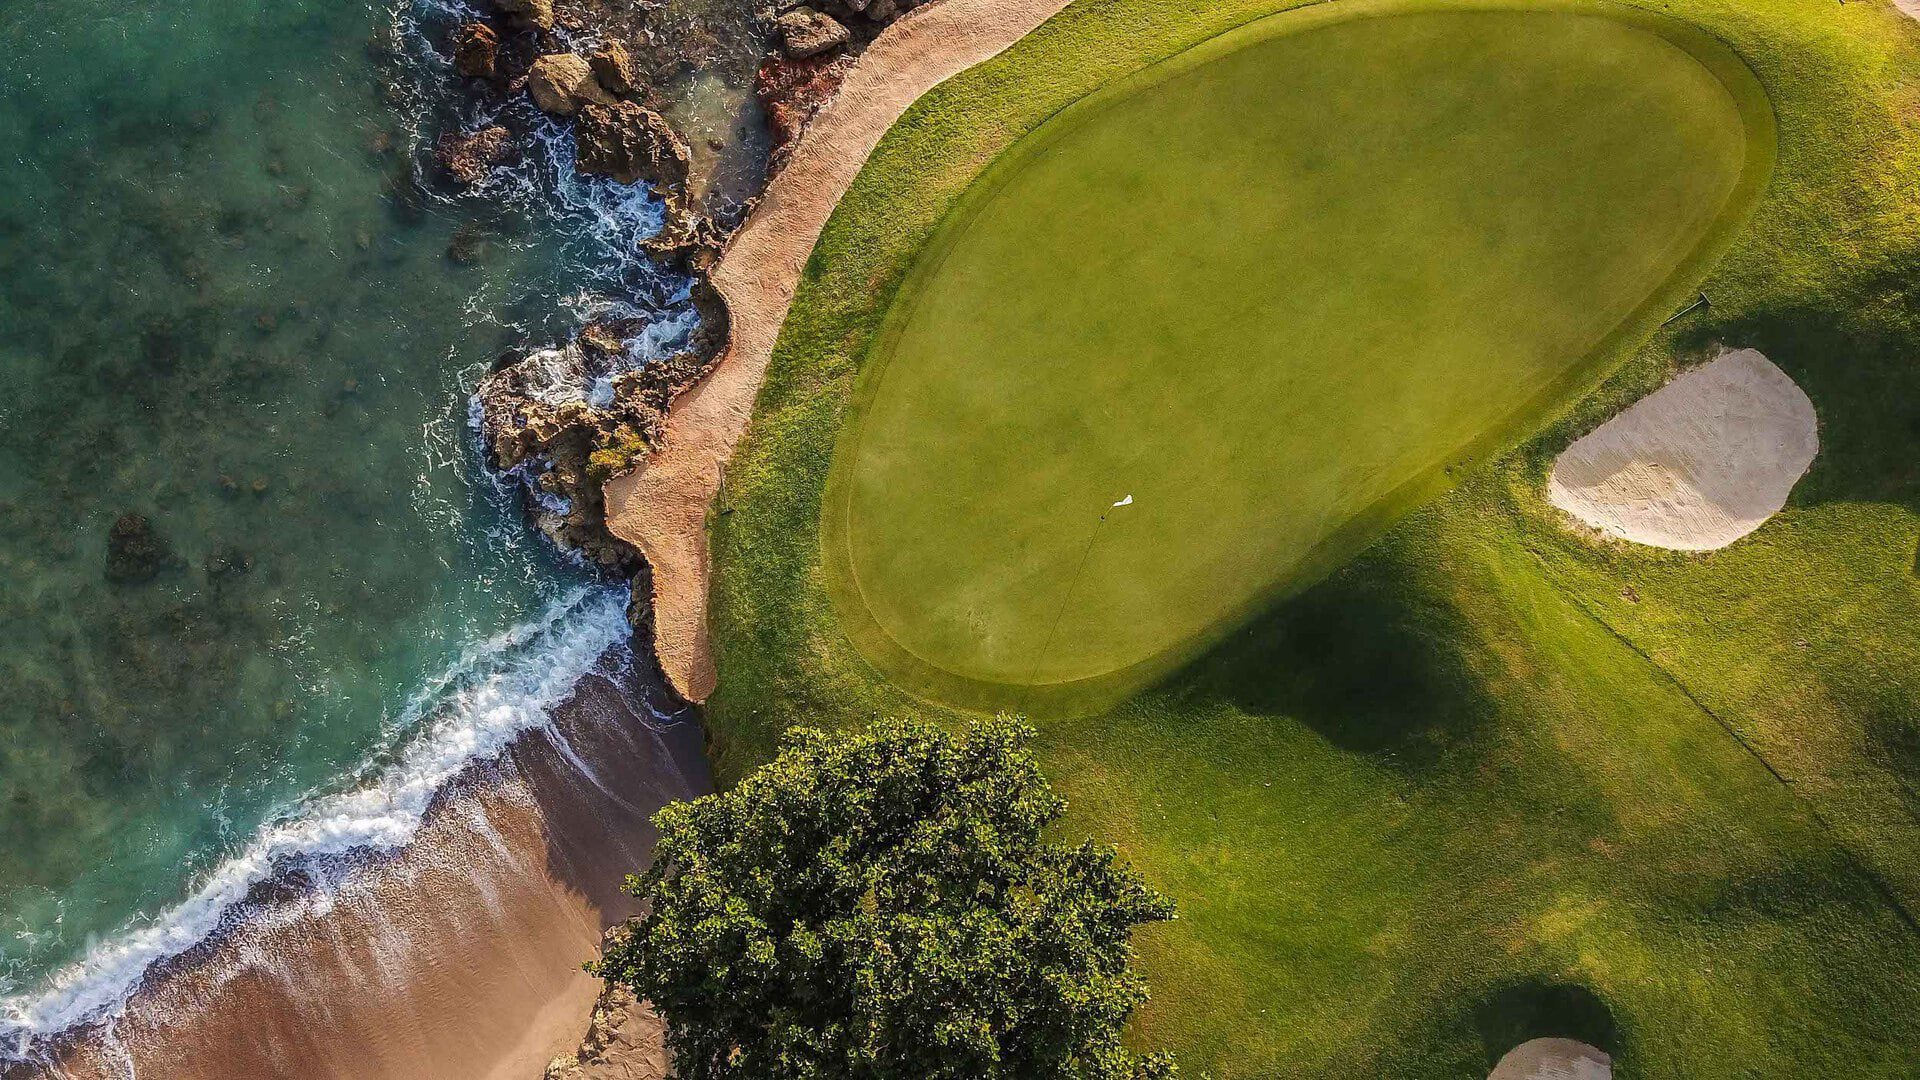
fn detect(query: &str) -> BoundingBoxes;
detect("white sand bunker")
[1489,1038,1613,1080]
[1548,348,1817,550]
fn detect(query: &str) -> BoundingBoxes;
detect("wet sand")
[8,649,707,1080]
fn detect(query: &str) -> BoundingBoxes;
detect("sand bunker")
[604,0,1079,702]
[1488,1038,1613,1080]
[1547,348,1817,551]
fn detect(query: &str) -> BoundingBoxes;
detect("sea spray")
[0,586,631,1057]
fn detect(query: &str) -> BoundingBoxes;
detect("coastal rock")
[105,513,171,584]
[575,101,690,190]
[475,317,723,570]
[493,0,555,30]
[435,125,514,185]
[588,42,643,98]
[529,53,616,116]
[755,52,853,171]
[774,7,851,59]
[451,22,499,78]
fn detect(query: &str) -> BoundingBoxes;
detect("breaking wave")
[0,585,632,1059]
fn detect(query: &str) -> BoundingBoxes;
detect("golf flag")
[1112,494,1133,508]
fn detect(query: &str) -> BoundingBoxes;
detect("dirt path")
[604,0,1080,702]
[1547,348,1818,551]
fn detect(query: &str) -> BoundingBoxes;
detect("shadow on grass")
[1177,544,1500,775]
[1681,253,1920,515]
[1467,978,1621,1069]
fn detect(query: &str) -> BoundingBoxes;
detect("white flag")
[1112,494,1133,508]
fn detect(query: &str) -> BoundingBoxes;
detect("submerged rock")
[451,22,500,79]
[435,125,515,185]
[575,101,690,190]
[529,53,616,116]
[105,513,171,584]
[774,7,850,59]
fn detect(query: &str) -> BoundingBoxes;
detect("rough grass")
[701,0,1920,1073]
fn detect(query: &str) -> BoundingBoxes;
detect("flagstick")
[1035,496,1132,670]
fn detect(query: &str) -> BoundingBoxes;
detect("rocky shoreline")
[456,0,919,639]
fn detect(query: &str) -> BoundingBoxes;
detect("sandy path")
[1487,1038,1613,1080]
[604,0,1080,703]
[1547,348,1818,551]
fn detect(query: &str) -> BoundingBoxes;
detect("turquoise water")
[0,0,684,1044]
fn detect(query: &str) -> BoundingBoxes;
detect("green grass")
[825,1,1773,714]
[701,0,1920,1073]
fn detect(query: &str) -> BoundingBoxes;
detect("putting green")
[824,0,1772,712]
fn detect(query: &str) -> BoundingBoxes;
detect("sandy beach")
[6,650,707,1080]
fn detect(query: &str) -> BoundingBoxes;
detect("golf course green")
[824,3,1772,711]
[702,0,1920,1072]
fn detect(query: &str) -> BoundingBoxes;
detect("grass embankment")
[702,0,1920,1074]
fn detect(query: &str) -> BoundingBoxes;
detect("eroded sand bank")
[604,0,1081,703]
[1547,348,1817,551]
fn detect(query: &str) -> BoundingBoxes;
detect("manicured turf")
[703,0,1920,1074]
[826,3,1772,711]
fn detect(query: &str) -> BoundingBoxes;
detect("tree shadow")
[1679,252,1920,514]
[1467,978,1620,1070]
[1175,544,1501,775]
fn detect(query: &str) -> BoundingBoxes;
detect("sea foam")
[0,585,632,1059]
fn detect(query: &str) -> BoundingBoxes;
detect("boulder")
[435,125,515,185]
[105,513,170,584]
[588,42,643,97]
[451,22,499,78]
[575,100,690,191]
[774,7,850,59]
[528,53,616,116]
[493,0,554,30]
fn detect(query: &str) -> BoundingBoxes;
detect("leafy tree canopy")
[598,717,1178,1079]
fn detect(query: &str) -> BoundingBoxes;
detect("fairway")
[823,1,1772,710]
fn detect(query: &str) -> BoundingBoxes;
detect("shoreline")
[4,649,709,1080]
[603,0,1080,704]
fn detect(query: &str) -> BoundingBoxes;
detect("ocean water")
[0,0,706,1052]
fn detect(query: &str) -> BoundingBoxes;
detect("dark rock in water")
[774,7,850,59]
[203,546,254,580]
[435,125,515,185]
[588,42,643,98]
[493,0,554,31]
[756,52,853,172]
[447,223,491,264]
[452,22,500,79]
[578,321,633,357]
[529,53,616,116]
[105,513,170,584]
[575,101,689,191]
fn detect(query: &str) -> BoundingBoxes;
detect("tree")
[597,717,1178,1079]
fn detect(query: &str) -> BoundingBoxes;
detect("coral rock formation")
[451,22,500,79]
[435,125,515,185]
[575,101,691,190]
